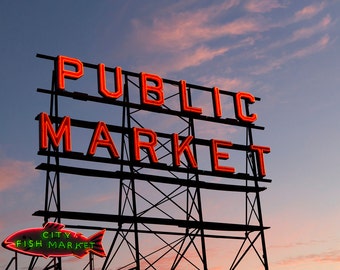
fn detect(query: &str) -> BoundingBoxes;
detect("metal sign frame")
[5,53,271,270]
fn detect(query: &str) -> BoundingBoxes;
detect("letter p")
[57,55,84,90]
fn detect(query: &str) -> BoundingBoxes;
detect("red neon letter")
[57,55,84,90]
[97,64,123,99]
[140,72,164,106]
[212,87,222,118]
[210,139,235,173]
[87,122,119,159]
[133,127,158,163]
[234,92,257,123]
[172,133,198,168]
[39,112,71,152]
[250,145,271,177]
[179,80,203,114]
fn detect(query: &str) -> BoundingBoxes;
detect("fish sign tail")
[88,229,106,257]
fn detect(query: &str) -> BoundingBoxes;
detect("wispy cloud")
[132,15,265,54]
[294,2,326,21]
[270,239,326,249]
[142,45,230,75]
[263,15,332,52]
[290,34,330,58]
[245,11,332,75]
[129,0,267,74]
[291,15,331,42]
[199,74,252,91]
[252,34,330,75]
[0,159,38,192]
[130,0,242,52]
[276,249,340,266]
[128,1,331,77]
[91,192,117,204]
[244,0,286,13]
[135,1,326,53]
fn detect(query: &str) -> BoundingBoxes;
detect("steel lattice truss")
[5,54,271,270]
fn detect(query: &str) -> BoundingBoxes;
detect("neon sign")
[3,54,272,268]
[37,55,271,177]
[2,54,271,269]
[56,55,258,123]
[2,222,106,258]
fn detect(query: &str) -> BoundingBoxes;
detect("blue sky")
[1,1,340,269]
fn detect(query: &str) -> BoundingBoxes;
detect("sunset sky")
[1,1,340,269]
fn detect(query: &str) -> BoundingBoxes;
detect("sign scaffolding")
[5,54,271,270]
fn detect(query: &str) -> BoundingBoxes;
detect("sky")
[1,0,340,269]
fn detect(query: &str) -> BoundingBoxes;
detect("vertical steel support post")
[247,127,269,270]
[229,102,269,270]
[41,66,62,270]
[186,87,208,270]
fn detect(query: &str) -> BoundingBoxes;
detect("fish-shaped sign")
[2,222,106,258]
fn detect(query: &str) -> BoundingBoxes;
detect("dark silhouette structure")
[5,54,271,269]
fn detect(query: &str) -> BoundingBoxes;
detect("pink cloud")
[131,2,264,53]
[131,2,326,56]
[276,250,340,266]
[290,34,330,58]
[85,191,118,207]
[128,1,331,77]
[169,46,229,71]
[0,159,38,192]
[255,15,332,55]
[199,75,252,91]
[294,2,326,21]
[137,36,256,75]
[270,239,326,249]
[138,45,230,75]
[217,17,265,35]
[291,15,331,42]
[252,34,330,75]
[244,0,286,13]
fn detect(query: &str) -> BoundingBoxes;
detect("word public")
[39,55,271,177]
